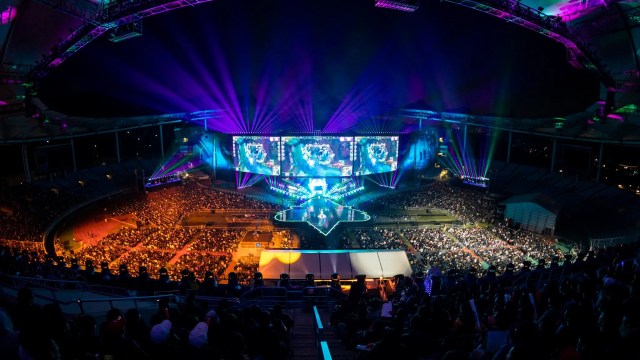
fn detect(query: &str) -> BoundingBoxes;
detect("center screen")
[233,136,281,176]
[281,137,354,177]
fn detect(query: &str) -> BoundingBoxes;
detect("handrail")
[194,295,241,308]
[75,293,174,303]
[313,305,324,334]
[0,273,90,292]
[74,293,175,315]
[313,306,333,360]
[319,341,332,360]
[240,286,289,300]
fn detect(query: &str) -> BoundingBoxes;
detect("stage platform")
[274,197,370,235]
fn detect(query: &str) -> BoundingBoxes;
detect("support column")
[21,144,31,183]
[507,131,512,164]
[159,124,164,158]
[419,118,422,131]
[212,136,217,179]
[413,138,417,170]
[115,131,121,163]
[550,139,557,173]
[463,123,468,156]
[70,138,77,172]
[596,143,604,183]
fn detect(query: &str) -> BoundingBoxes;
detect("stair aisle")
[287,307,357,359]
[320,308,357,360]
[288,308,319,359]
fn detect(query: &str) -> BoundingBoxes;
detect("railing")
[0,273,90,292]
[75,293,176,315]
[237,285,346,310]
[313,305,333,360]
[303,286,346,309]
[194,295,241,310]
[240,286,289,308]
[0,273,176,315]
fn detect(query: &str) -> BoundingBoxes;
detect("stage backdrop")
[258,249,411,279]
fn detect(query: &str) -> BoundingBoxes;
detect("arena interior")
[1,1,640,359]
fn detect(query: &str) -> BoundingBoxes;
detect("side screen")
[233,136,281,176]
[355,136,399,176]
[281,137,354,177]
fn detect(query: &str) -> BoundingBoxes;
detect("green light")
[615,104,637,114]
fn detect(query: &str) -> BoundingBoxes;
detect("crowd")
[141,228,198,251]
[329,242,640,360]
[491,227,565,266]
[168,254,231,283]
[2,176,640,360]
[108,183,278,228]
[100,227,159,248]
[0,178,588,286]
[52,183,278,283]
[350,228,405,250]
[233,254,260,286]
[347,223,563,278]
[352,182,568,277]
[74,244,128,272]
[0,286,293,359]
[115,250,177,280]
[2,237,640,359]
[379,182,497,224]
[187,229,245,253]
[0,184,84,242]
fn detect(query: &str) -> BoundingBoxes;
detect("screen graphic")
[281,137,354,177]
[355,136,399,175]
[233,136,281,175]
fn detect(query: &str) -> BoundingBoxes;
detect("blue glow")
[313,306,324,331]
[320,341,332,360]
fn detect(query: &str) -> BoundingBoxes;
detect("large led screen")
[281,137,354,177]
[355,136,399,175]
[233,136,281,176]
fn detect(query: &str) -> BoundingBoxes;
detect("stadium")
[1,1,640,359]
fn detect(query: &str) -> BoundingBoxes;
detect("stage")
[274,196,370,235]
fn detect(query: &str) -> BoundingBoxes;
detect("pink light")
[606,114,624,122]
[1,6,16,25]
[374,0,419,12]
[50,58,64,67]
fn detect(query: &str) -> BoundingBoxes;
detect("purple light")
[49,59,64,67]
[606,114,624,122]
[374,0,420,12]
[324,85,378,133]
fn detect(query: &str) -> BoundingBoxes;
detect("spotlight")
[330,272,341,290]
[306,273,315,287]
[278,273,290,288]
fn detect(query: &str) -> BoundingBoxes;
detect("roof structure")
[0,0,638,140]
[501,192,562,214]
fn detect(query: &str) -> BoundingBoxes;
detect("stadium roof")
[0,0,639,141]
[502,192,562,214]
